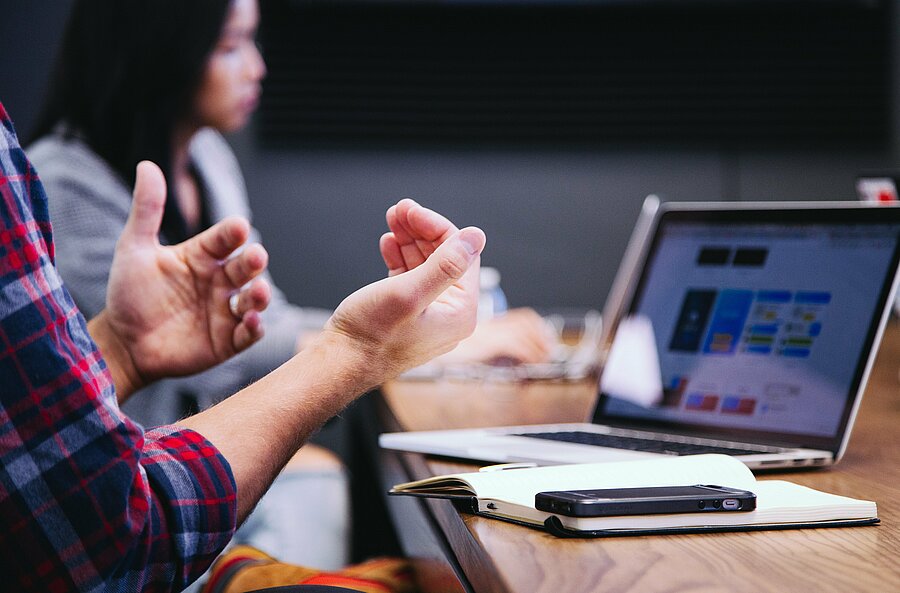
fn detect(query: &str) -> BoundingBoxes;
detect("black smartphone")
[534,484,756,517]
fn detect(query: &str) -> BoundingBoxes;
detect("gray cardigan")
[28,128,328,427]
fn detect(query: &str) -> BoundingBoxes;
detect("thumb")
[393,226,486,306]
[121,160,167,248]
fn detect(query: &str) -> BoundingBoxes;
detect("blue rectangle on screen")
[750,324,779,335]
[756,290,792,303]
[702,290,754,355]
[721,397,741,412]
[782,347,811,358]
[794,291,831,304]
[746,345,773,354]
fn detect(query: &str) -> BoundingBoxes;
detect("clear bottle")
[478,267,508,322]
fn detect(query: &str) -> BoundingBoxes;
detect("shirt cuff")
[141,426,238,587]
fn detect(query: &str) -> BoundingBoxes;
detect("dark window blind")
[258,0,889,149]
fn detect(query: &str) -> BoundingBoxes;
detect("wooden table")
[375,320,900,593]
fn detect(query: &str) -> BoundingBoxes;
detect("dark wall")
[0,0,70,136]
[3,0,899,311]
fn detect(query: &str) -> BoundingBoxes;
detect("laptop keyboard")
[513,431,773,456]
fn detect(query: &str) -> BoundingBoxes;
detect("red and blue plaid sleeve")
[0,102,237,592]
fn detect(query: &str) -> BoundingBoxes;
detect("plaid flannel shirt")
[0,102,237,592]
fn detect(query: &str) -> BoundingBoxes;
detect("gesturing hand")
[438,307,556,366]
[324,199,486,383]
[379,198,458,276]
[95,161,271,398]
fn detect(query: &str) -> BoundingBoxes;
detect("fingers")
[222,242,269,288]
[229,277,271,318]
[384,199,460,273]
[487,339,547,365]
[229,278,270,353]
[404,200,457,243]
[384,201,411,243]
[387,199,453,245]
[379,232,407,277]
[121,161,167,248]
[233,309,265,352]
[391,226,486,308]
[192,216,252,261]
[505,309,557,362]
[389,200,431,270]
[453,308,554,365]
[506,330,553,363]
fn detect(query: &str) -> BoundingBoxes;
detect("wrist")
[294,329,323,354]
[309,328,389,393]
[87,310,145,402]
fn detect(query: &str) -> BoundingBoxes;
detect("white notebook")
[389,455,878,536]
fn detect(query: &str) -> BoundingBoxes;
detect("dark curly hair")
[30,0,233,242]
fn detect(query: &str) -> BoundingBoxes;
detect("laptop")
[379,200,900,470]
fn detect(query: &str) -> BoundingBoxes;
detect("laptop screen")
[597,205,900,451]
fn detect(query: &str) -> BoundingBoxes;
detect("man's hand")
[90,161,271,400]
[179,198,483,520]
[379,198,457,276]
[324,199,486,383]
[381,200,552,366]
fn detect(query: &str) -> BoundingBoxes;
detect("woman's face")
[193,0,266,133]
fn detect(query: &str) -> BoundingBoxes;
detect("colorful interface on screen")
[602,221,898,438]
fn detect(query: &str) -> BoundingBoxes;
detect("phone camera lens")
[698,500,706,509]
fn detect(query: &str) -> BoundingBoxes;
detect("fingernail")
[458,228,485,257]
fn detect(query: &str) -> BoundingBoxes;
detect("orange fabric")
[202,545,416,593]
[299,574,392,592]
